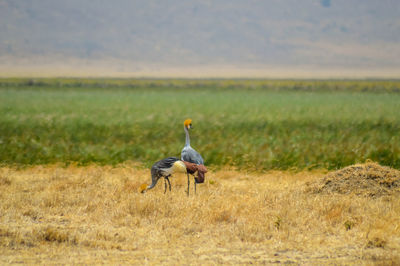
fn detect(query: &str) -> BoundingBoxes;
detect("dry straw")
[311,161,400,197]
[0,164,399,264]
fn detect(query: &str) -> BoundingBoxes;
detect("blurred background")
[1,0,399,78]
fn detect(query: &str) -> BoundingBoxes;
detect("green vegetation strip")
[1,78,400,92]
[1,78,399,170]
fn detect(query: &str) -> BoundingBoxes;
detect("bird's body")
[181,119,207,194]
[181,145,204,165]
[141,157,187,193]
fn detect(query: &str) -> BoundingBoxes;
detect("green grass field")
[1,78,399,170]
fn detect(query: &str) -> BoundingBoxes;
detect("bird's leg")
[194,174,197,194]
[166,175,171,191]
[164,178,167,194]
[187,173,190,196]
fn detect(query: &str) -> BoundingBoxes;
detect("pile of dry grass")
[312,161,400,197]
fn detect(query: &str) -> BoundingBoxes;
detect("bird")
[140,157,187,193]
[181,118,207,195]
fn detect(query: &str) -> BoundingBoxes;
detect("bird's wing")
[181,146,204,165]
[182,161,198,173]
[154,157,180,169]
[197,164,208,173]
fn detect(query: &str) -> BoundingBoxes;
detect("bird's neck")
[184,126,191,147]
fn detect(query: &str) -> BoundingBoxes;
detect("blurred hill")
[0,0,399,77]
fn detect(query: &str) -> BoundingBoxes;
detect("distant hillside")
[0,0,399,77]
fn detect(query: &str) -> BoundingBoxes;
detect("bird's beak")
[189,124,193,129]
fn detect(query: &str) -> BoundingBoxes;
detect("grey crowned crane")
[181,119,208,195]
[140,157,187,193]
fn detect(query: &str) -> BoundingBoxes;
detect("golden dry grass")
[1,165,400,264]
[312,162,400,198]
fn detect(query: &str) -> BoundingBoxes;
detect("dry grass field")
[1,164,399,264]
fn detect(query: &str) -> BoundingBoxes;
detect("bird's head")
[184,119,193,129]
[139,183,148,193]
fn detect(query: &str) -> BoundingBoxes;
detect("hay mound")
[313,162,400,197]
